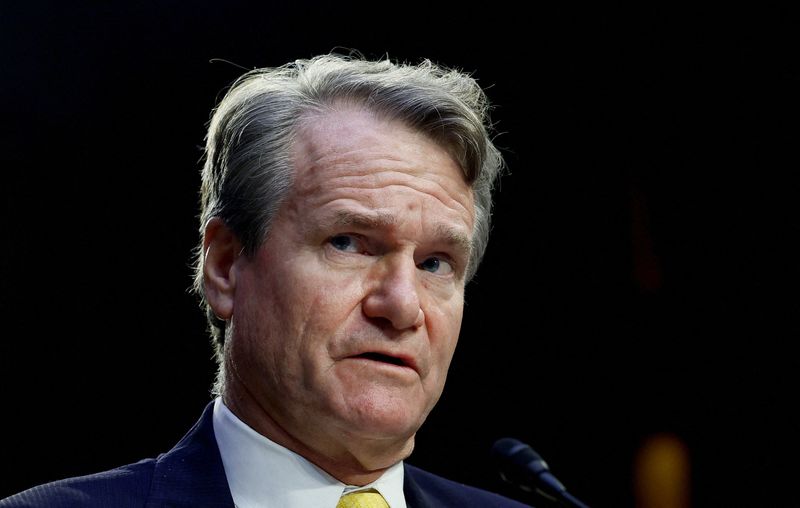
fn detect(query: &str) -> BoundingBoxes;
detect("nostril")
[363,314,396,331]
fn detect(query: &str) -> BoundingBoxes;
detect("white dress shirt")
[212,397,407,508]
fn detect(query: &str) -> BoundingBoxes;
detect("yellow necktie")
[336,489,390,508]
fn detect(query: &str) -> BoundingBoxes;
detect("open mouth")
[354,352,407,367]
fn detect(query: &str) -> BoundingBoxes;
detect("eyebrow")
[322,210,473,258]
[328,210,397,230]
[434,222,473,259]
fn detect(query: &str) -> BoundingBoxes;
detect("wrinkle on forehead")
[294,106,468,182]
[290,107,476,231]
[296,171,473,224]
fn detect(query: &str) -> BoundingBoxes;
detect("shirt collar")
[212,397,406,508]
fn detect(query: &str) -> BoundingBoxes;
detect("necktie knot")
[336,488,389,508]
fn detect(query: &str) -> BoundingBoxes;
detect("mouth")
[352,351,414,370]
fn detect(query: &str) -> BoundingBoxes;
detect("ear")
[203,217,241,321]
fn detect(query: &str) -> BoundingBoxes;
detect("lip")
[346,350,419,374]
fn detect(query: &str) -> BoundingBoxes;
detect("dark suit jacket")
[1,402,531,507]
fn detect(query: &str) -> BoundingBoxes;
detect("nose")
[362,255,425,331]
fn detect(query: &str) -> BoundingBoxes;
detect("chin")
[342,401,424,443]
[360,432,417,470]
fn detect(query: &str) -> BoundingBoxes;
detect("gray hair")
[192,53,504,392]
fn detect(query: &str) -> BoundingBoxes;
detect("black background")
[2,2,798,507]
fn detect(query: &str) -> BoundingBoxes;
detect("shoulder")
[0,402,227,508]
[403,463,532,507]
[0,458,156,508]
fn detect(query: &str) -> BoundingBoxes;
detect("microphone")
[491,437,591,508]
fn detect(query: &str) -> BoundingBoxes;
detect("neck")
[221,375,412,485]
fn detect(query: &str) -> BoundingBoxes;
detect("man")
[1,54,528,507]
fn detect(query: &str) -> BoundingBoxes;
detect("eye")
[418,256,454,275]
[329,235,359,252]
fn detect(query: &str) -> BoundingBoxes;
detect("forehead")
[290,107,475,222]
[294,107,456,169]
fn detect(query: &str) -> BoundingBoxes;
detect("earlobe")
[203,217,241,321]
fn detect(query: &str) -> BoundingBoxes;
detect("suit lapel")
[403,464,436,508]
[146,402,235,507]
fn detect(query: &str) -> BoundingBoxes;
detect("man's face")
[224,108,475,469]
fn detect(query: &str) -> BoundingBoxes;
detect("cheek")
[426,302,463,373]
[296,270,364,322]
[274,267,368,371]
[230,260,302,372]
[429,297,464,341]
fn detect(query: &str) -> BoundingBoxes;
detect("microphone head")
[492,438,589,508]
[491,437,564,497]
[492,438,542,460]
[491,437,549,475]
